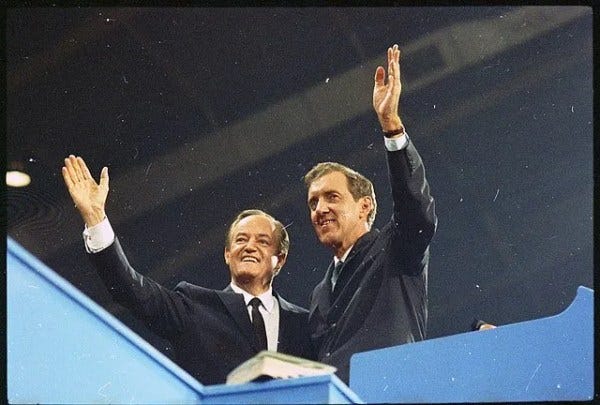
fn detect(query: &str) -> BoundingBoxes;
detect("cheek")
[227,245,242,259]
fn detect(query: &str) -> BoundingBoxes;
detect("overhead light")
[6,170,31,187]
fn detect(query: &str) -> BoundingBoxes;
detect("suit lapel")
[343,230,377,268]
[276,293,293,353]
[276,293,294,312]
[310,261,335,317]
[313,231,379,317]
[216,287,257,349]
[332,230,378,291]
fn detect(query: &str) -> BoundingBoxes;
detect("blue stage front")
[7,237,594,403]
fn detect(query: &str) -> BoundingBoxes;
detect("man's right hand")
[373,44,403,134]
[62,155,109,227]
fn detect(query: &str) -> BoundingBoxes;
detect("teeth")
[242,257,258,263]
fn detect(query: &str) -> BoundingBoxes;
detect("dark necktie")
[331,260,344,291]
[249,297,268,351]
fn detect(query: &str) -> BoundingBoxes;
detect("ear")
[359,196,373,220]
[273,253,287,276]
[224,247,231,265]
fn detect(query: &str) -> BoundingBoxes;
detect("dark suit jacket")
[309,138,437,383]
[88,237,315,385]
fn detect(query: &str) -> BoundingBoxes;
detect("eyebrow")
[234,232,272,239]
[308,190,339,200]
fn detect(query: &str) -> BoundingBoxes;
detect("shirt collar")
[333,244,354,265]
[229,283,276,313]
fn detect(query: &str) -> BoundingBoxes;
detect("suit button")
[330,322,336,328]
[325,352,331,357]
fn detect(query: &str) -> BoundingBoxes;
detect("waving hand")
[62,155,109,227]
[373,44,404,134]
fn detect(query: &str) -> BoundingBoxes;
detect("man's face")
[224,215,284,287]
[307,171,371,256]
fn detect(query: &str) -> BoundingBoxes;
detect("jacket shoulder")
[174,281,217,300]
[277,293,309,314]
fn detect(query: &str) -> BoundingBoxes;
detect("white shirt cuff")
[384,132,409,151]
[83,217,115,253]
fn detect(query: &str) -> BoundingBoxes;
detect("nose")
[314,198,329,214]
[243,240,258,252]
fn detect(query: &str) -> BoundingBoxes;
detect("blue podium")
[7,237,594,403]
[6,237,361,404]
[349,286,594,403]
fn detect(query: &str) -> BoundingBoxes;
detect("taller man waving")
[304,44,437,383]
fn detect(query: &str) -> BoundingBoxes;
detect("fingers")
[394,45,401,82]
[99,166,109,189]
[61,166,74,189]
[63,155,94,181]
[378,44,401,86]
[387,45,401,100]
[388,44,399,63]
[374,66,385,87]
[387,44,400,80]
[77,156,93,181]
[63,155,101,187]
[63,155,80,183]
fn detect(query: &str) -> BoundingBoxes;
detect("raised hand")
[373,44,403,133]
[62,155,109,227]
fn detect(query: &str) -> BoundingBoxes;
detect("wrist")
[81,206,106,227]
[382,125,405,138]
[379,116,403,133]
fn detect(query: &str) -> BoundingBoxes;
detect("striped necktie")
[331,261,344,291]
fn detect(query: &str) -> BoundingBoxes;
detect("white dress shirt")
[229,283,280,352]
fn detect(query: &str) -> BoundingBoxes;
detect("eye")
[258,239,270,246]
[328,193,340,202]
[235,236,248,243]
[308,199,317,211]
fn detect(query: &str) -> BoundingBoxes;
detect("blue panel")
[6,237,362,404]
[8,235,592,403]
[202,375,363,404]
[7,237,204,404]
[349,286,594,403]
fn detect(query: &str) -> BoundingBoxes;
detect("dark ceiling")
[6,7,593,356]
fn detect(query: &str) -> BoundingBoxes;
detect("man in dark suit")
[62,156,314,385]
[303,44,438,383]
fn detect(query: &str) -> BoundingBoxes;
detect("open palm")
[62,155,109,226]
[373,44,402,130]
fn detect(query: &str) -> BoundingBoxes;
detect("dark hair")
[303,162,377,227]
[225,209,290,257]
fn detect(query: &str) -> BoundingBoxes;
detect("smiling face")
[307,171,372,258]
[224,214,286,294]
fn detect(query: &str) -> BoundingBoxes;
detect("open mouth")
[318,219,335,227]
[241,256,259,263]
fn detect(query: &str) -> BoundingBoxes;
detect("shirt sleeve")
[383,132,409,151]
[82,217,115,253]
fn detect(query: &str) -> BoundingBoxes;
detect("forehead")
[308,171,350,196]
[231,215,276,235]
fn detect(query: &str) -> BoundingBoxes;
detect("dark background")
[6,7,593,358]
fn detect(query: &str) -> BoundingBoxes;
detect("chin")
[235,266,260,277]
[317,234,338,248]
[235,270,260,284]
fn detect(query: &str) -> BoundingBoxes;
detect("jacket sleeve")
[87,236,189,339]
[386,138,437,273]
